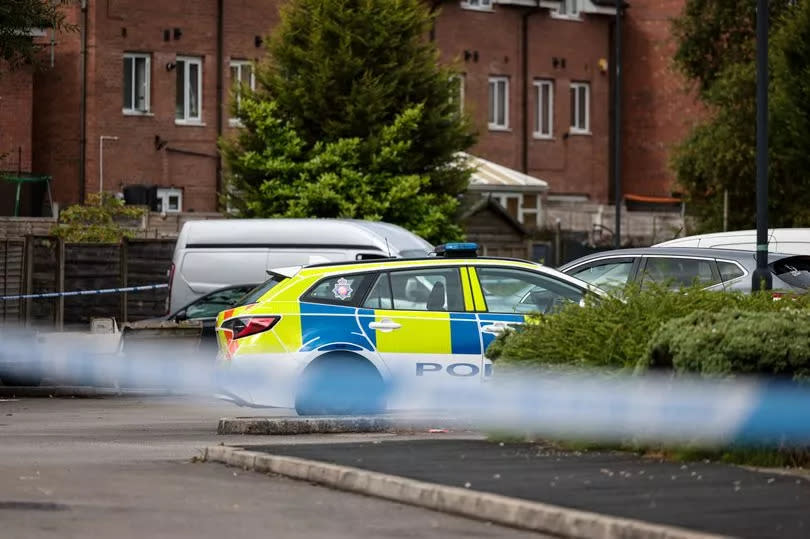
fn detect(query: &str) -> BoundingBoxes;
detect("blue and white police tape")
[0,283,168,301]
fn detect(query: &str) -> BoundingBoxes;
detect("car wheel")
[294,353,386,416]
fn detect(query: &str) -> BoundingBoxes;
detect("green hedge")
[486,284,810,371]
[639,310,810,380]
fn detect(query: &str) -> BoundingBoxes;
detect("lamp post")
[752,0,772,290]
[613,0,623,249]
[99,135,119,195]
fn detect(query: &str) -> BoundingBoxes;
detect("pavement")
[0,396,542,539]
[243,439,810,539]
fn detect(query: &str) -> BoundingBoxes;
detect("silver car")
[559,247,810,294]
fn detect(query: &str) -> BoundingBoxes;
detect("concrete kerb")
[217,416,475,435]
[203,445,725,539]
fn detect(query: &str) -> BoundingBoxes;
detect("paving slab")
[243,439,809,539]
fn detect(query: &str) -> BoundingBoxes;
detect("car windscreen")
[771,256,810,290]
[237,276,284,306]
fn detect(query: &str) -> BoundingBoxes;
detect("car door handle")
[481,322,510,335]
[369,319,401,332]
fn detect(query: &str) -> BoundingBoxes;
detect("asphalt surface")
[0,397,541,539]
[250,439,810,539]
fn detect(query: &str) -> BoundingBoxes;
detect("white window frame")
[569,81,590,135]
[156,188,183,213]
[490,192,542,227]
[123,53,151,115]
[176,56,203,125]
[450,73,465,114]
[533,79,554,139]
[552,0,583,20]
[460,0,494,11]
[488,76,509,131]
[229,60,256,126]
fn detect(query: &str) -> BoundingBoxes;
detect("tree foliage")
[51,193,145,243]
[221,0,475,244]
[672,0,810,232]
[0,0,76,70]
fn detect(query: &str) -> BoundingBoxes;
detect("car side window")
[475,267,584,314]
[363,273,393,310]
[641,257,719,289]
[718,261,745,282]
[388,268,464,312]
[301,273,373,306]
[185,286,254,319]
[570,259,634,290]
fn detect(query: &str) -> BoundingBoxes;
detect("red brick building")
[0,61,36,215]
[20,0,697,222]
[620,0,701,199]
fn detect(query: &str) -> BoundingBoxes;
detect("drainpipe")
[215,0,224,210]
[79,0,88,204]
[521,2,541,174]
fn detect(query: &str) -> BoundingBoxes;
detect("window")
[771,256,810,291]
[569,82,590,133]
[385,268,464,312]
[302,273,374,306]
[476,267,584,314]
[183,285,256,320]
[123,53,150,114]
[534,80,553,138]
[555,0,581,19]
[450,74,465,114]
[569,259,635,290]
[718,261,746,283]
[176,56,202,124]
[156,187,182,213]
[229,60,255,125]
[363,273,393,310]
[237,277,284,307]
[641,257,719,290]
[488,76,509,130]
[489,193,539,227]
[461,0,493,10]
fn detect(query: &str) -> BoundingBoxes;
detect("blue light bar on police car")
[433,243,479,257]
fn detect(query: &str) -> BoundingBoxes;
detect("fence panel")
[0,239,24,324]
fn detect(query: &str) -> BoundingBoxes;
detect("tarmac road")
[0,396,542,539]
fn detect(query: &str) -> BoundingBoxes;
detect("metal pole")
[752,0,772,291]
[723,189,729,232]
[613,0,623,249]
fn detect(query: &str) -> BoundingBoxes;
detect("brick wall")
[621,0,702,198]
[0,62,33,175]
[435,2,612,202]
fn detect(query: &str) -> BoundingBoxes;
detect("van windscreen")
[771,256,810,290]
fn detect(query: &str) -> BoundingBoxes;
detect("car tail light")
[227,316,280,340]
[165,263,176,314]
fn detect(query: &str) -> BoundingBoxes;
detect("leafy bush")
[51,193,145,243]
[640,310,810,381]
[487,284,810,370]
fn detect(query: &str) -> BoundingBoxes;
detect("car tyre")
[295,353,386,416]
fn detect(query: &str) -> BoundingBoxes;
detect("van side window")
[301,273,374,307]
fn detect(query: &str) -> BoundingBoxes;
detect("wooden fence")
[1,236,175,328]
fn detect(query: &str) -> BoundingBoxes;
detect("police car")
[215,243,604,415]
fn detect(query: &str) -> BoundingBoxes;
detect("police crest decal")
[332,278,353,300]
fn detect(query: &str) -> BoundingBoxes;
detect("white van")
[654,228,810,256]
[167,219,433,313]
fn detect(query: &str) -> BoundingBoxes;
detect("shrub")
[640,310,810,381]
[487,284,810,370]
